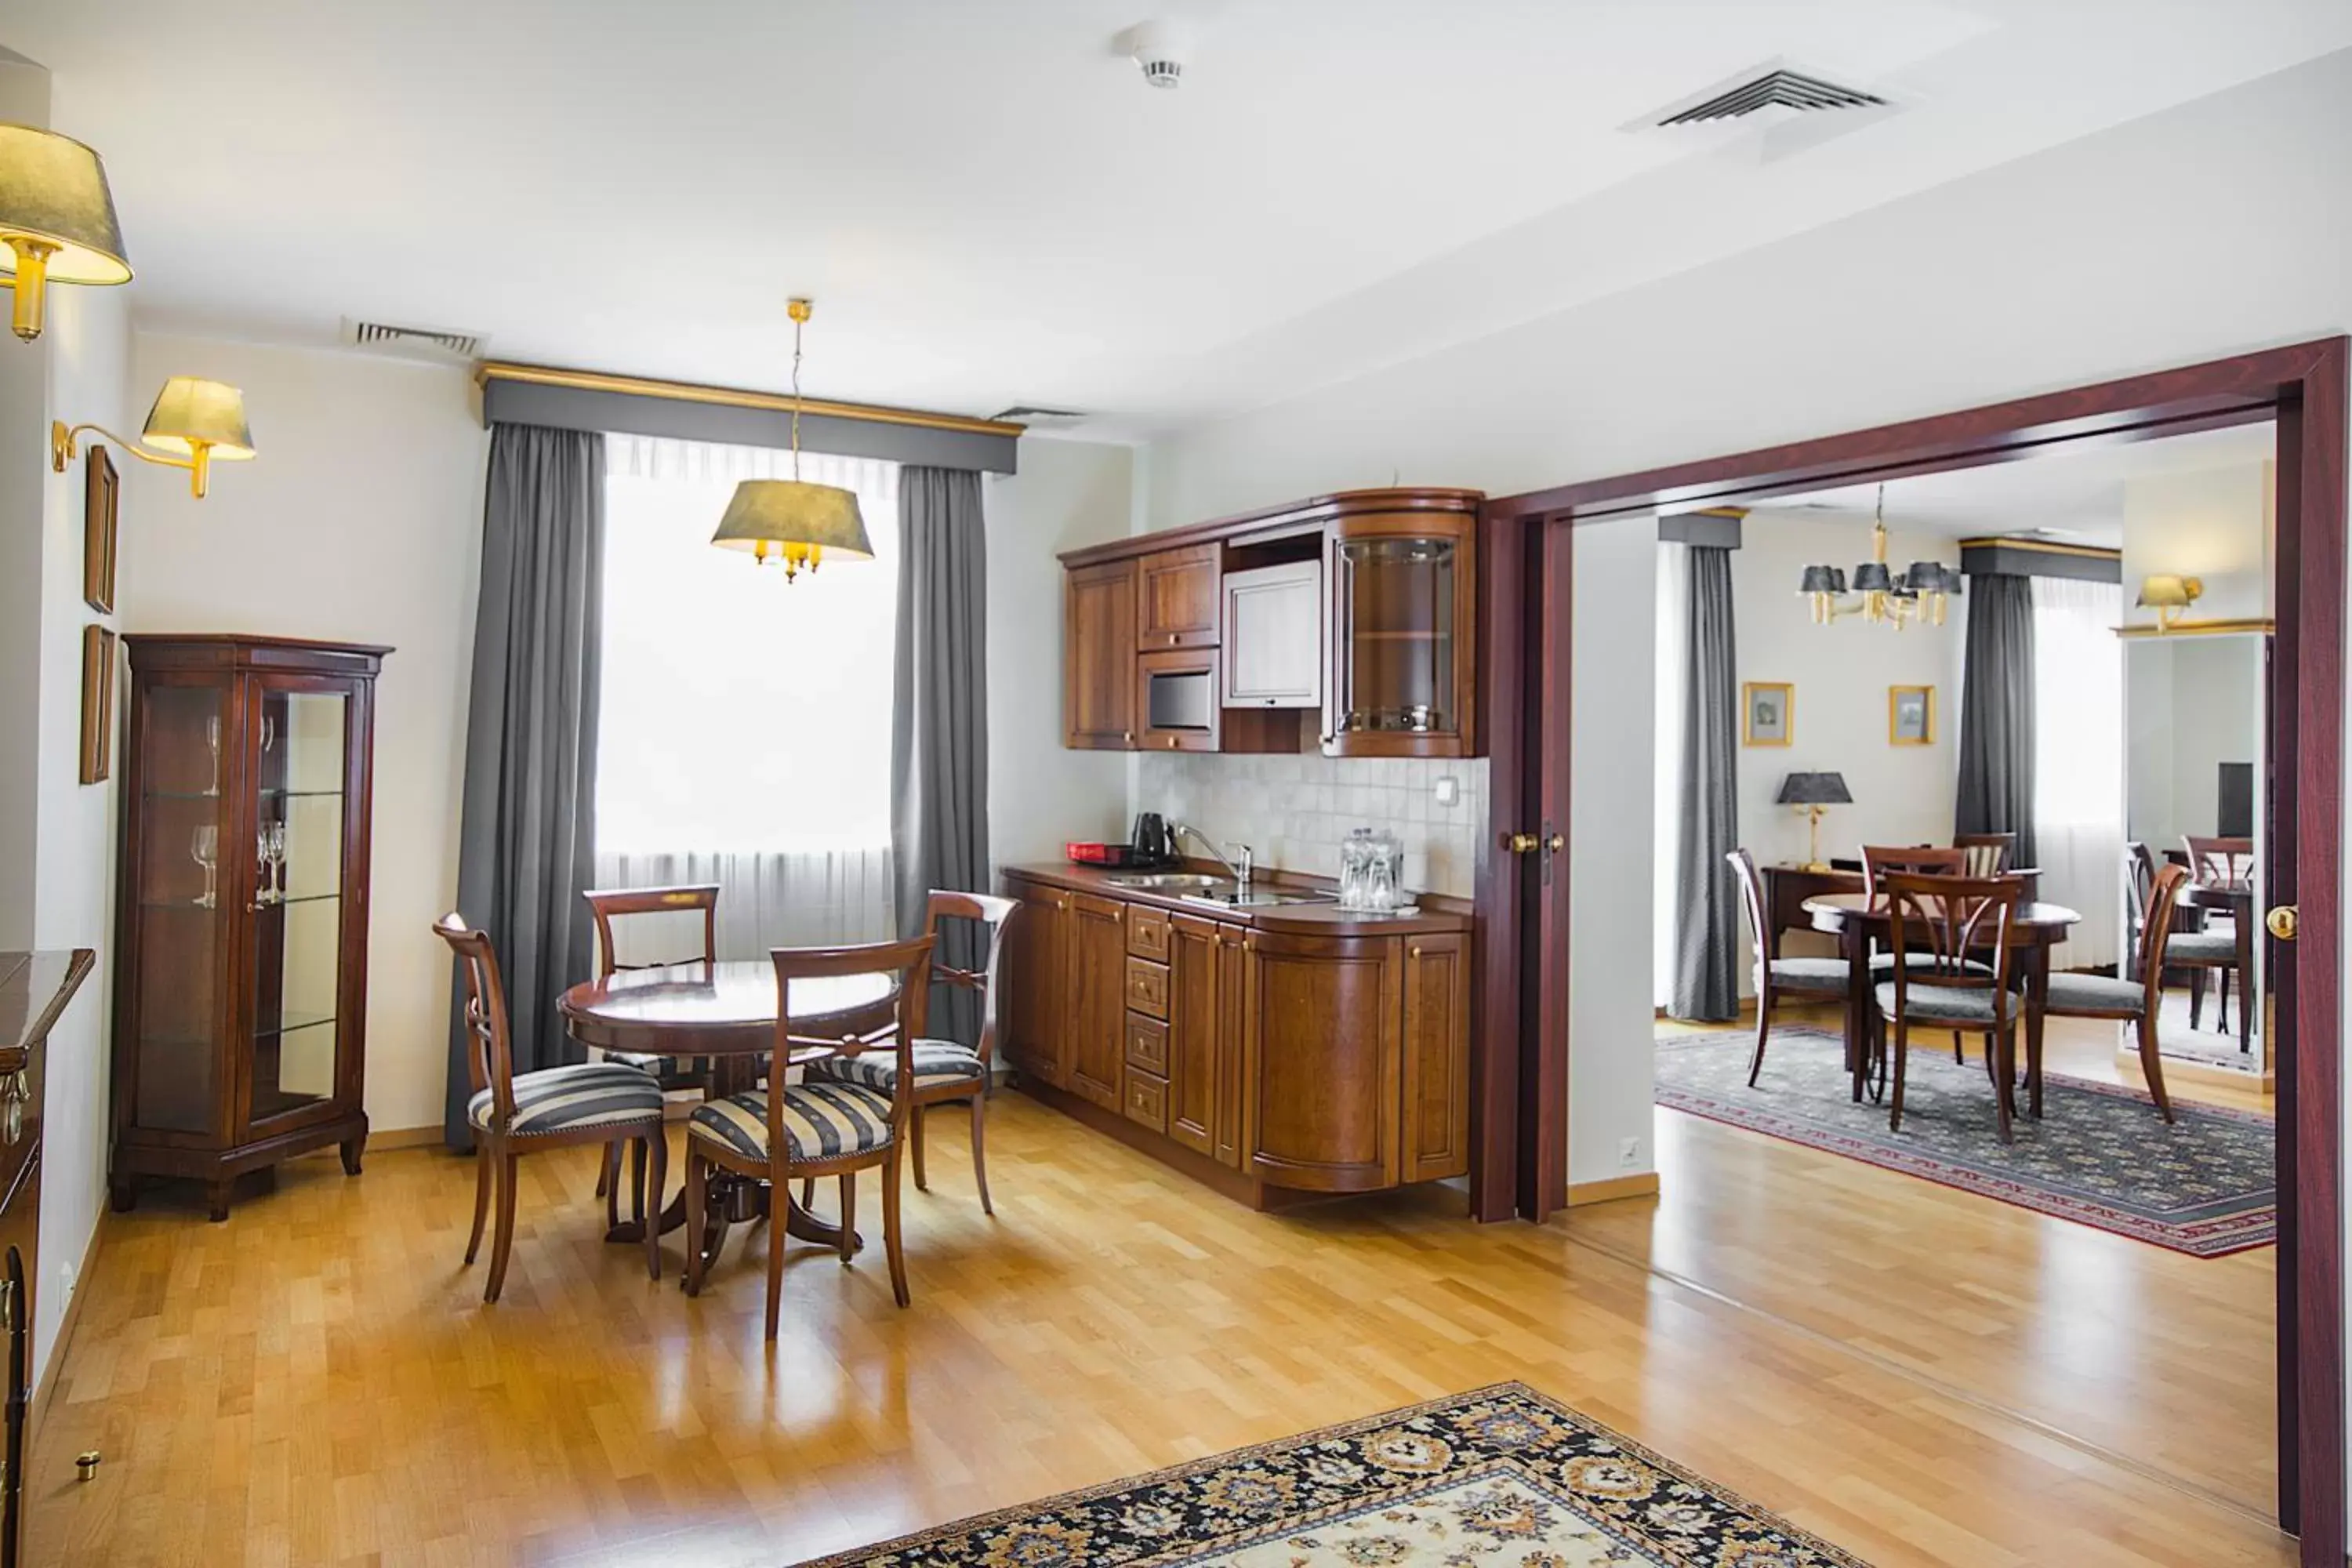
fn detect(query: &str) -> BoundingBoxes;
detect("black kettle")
[1131,812,1171,866]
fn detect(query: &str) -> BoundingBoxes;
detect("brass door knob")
[1505,833,1565,855]
[2267,906,2299,942]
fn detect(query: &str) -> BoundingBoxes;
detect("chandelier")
[1798,486,1960,629]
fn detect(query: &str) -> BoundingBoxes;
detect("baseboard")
[365,1123,448,1151]
[1566,1172,1661,1207]
[2113,1045,2275,1095]
[31,1214,109,1446]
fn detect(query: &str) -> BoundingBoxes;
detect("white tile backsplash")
[1136,753,1490,898]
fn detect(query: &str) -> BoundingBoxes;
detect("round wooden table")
[1802,893,2081,1109]
[560,960,897,1275]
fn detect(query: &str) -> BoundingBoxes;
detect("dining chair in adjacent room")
[2180,835,2256,1044]
[1727,849,1854,1087]
[803,891,1018,1214]
[2041,863,2188,1123]
[1875,872,2027,1142]
[685,936,935,1336]
[433,914,668,1303]
[583,884,722,1225]
[1864,845,1981,1061]
[1950,832,2016,878]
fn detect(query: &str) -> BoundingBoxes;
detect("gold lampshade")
[142,376,255,461]
[2136,573,2204,628]
[0,124,133,342]
[711,478,872,578]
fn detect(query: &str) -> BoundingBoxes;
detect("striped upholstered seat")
[467,1062,662,1137]
[804,1038,985,1094]
[688,1081,896,1162]
[1957,844,2008,877]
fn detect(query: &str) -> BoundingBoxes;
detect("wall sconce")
[2135,573,2205,630]
[0,124,133,343]
[52,377,256,499]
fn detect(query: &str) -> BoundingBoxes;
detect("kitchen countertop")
[1004,862,1472,936]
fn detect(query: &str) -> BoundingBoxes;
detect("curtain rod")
[475,361,1027,440]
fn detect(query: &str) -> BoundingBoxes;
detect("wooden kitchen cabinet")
[1136,543,1221,650]
[1399,932,1472,1183]
[1065,892,1129,1110]
[1324,512,1478,757]
[1065,559,1138,749]
[1240,929,1402,1193]
[1002,878,1069,1087]
[1164,913,1231,1161]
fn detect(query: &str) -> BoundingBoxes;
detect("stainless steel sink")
[1106,873,1227,891]
[1180,888,1335,909]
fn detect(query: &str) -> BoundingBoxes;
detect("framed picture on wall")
[1889,684,1935,746]
[80,625,117,786]
[83,445,118,615]
[1742,681,1793,746]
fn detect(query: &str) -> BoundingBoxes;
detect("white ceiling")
[9,2,2349,436]
[1758,419,2278,545]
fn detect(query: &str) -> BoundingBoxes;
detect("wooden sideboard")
[1000,866,1472,1208]
[0,949,95,1568]
[1060,488,1484,759]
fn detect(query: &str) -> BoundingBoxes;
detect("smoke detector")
[1122,20,1189,89]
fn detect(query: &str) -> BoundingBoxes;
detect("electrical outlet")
[1617,1137,1642,1169]
[1433,775,1461,808]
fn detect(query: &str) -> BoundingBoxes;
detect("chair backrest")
[2134,864,2194,1016]
[2183,836,2256,891]
[2125,841,2158,924]
[771,936,937,1156]
[1880,871,2022,1025]
[1951,832,2016,878]
[432,913,516,1130]
[583,884,720,978]
[1725,848,1769,968]
[1862,845,1968,898]
[923,890,1019,1066]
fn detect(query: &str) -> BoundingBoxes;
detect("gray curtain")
[1671,545,1740,1020]
[1955,572,2037,867]
[444,424,606,1149]
[891,466,990,1044]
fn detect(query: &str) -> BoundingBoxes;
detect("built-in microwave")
[1138,651,1219,750]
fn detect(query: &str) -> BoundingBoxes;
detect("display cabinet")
[111,636,388,1221]
[1324,513,1476,757]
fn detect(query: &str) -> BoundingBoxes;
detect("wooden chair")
[2042,864,2188,1123]
[803,891,1018,1214]
[432,913,666,1303]
[1864,845,1981,1062]
[1875,872,2027,1142]
[1951,832,2016,878]
[684,936,935,1338]
[2180,836,2255,1043]
[583,884,720,1225]
[1726,849,1853,1087]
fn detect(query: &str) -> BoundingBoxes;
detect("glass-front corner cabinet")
[111,635,390,1221]
[1324,512,1478,757]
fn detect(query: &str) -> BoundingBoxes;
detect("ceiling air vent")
[989,405,1088,428]
[339,317,485,362]
[1654,68,1884,127]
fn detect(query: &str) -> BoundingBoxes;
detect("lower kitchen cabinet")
[1000,870,1470,1208]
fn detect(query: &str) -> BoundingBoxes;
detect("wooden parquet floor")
[27,1073,2294,1567]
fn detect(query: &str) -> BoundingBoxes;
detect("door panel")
[1167,913,1224,1158]
[1066,893,1127,1109]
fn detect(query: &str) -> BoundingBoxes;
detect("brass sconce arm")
[52,420,220,499]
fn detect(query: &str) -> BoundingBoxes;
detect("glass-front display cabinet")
[1323,511,1478,757]
[111,636,388,1220]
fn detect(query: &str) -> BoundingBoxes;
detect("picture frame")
[1742,681,1793,747]
[79,625,116,786]
[1889,684,1936,746]
[83,444,118,615]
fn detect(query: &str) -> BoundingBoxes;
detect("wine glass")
[191,825,218,909]
[204,716,221,797]
[265,822,288,902]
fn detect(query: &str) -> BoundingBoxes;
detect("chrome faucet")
[1171,822,1253,890]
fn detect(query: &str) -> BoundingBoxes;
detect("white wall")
[2122,460,2275,624]
[1138,48,2352,1199]
[985,437,1134,871]
[122,332,487,1136]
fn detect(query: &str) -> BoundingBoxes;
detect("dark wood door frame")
[1471,337,2346,1562]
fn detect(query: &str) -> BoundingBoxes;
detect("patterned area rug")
[1655,1026,2274,1258]
[793,1384,1866,1567]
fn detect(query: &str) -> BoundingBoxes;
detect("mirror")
[2122,632,2267,1076]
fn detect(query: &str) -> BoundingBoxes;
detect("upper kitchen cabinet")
[1064,557,1138,749]
[1057,488,1483,759]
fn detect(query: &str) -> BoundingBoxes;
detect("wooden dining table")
[559,960,898,1277]
[1802,892,2082,1109]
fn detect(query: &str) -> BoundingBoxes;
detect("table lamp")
[1776,771,1851,873]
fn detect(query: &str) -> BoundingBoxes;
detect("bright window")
[597,434,900,854]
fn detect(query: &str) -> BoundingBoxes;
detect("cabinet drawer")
[1125,1012,1169,1074]
[1127,903,1171,961]
[1123,1069,1169,1133]
[1124,956,1170,1020]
